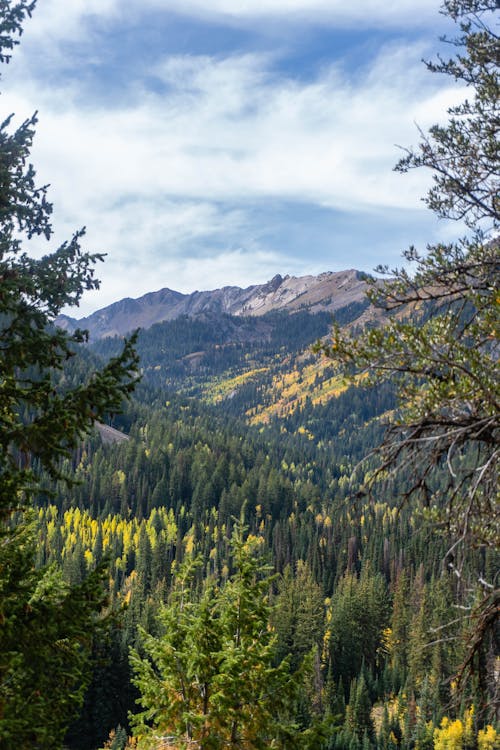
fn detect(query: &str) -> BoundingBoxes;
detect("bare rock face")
[230,270,368,317]
[57,269,372,339]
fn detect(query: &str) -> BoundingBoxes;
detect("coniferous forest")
[0,1,498,750]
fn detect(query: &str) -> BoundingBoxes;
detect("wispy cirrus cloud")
[3,42,464,312]
[22,0,443,41]
[147,0,442,29]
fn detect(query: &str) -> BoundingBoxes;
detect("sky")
[2,0,466,316]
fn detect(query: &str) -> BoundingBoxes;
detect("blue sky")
[3,0,465,315]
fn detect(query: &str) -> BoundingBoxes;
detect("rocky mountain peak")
[57,269,372,340]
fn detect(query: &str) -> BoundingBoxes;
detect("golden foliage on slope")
[246,356,355,424]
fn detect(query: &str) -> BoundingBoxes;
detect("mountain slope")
[58,269,371,339]
[91,304,370,426]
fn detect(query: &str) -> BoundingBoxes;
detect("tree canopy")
[317,0,499,708]
[130,520,322,749]
[0,2,138,746]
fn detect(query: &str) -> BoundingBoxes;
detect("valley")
[37,271,498,749]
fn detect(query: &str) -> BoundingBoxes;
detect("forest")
[38,337,497,750]
[0,1,498,749]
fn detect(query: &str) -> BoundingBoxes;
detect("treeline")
[92,310,333,384]
[43,377,396,519]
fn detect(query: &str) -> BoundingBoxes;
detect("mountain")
[57,269,372,339]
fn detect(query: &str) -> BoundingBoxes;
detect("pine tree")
[388,571,411,691]
[0,518,110,748]
[130,521,320,749]
[328,568,389,688]
[351,675,373,741]
[0,2,138,746]
[272,560,325,672]
[317,0,499,704]
[0,0,138,522]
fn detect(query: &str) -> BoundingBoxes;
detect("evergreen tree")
[388,571,411,692]
[328,568,389,689]
[317,0,499,704]
[0,519,110,748]
[272,560,325,672]
[130,521,320,749]
[0,2,138,746]
[351,675,373,741]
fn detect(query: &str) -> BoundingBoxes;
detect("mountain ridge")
[57,269,372,340]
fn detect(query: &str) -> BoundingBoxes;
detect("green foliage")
[0,1,495,745]
[0,1,138,746]
[317,0,499,708]
[345,675,373,741]
[0,517,110,749]
[35,388,495,746]
[92,309,334,418]
[0,4,139,517]
[130,520,320,749]
[396,0,499,228]
[272,561,325,672]
[328,568,389,689]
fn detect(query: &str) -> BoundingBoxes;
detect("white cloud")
[21,0,442,43]
[2,23,466,314]
[149,0,441,28]
[20,0,120,41]
[15,46,462,214]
